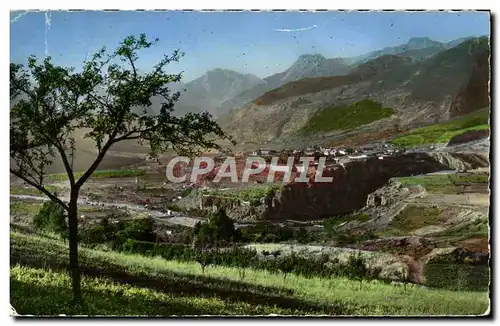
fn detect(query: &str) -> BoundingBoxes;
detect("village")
[247,142,406,162]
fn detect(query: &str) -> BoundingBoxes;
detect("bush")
[114,217,155,248]
[32,201,67,237]
[296,227,314,244]
[79,217,156,250]
[238,223,297,243]
[80,218,116,245]
[192,209,240,247]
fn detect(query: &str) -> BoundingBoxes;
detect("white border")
[2,1,497,325]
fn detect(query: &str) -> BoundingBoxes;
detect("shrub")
[344,252,370,290]
[114,217,155,247]
[192,209,240,247]
[32,201,67,237]
[80,218,116,245]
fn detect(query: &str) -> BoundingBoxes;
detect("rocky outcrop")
[197,152,489,222]
[342,181,427,232]
[421,247,489,265]
[428,152,489,171]
[365,181,413,208]
[358,236,438,259]
[199,194,267,221]
[261,153,449,221]
[447,129,490,146]
[199,152,488,221]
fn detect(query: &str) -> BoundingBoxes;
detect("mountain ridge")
[221,36,490,144]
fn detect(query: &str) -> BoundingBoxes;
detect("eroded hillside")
[222,37,490,144]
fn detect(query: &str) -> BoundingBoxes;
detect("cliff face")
[262,153,448,221]
[199,152,489,222]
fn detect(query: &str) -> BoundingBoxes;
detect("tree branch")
[75,140,113,189]
[54,141,76,186]
[10,169,69,211]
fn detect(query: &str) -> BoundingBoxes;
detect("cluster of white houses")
[248,142,404,161]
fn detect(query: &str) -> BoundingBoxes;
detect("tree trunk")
[68,190,82,303]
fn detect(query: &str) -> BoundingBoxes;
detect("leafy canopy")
[10,34,234,207]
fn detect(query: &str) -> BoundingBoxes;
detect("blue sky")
[10,10,490,82]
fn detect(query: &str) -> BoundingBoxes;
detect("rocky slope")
[348,36,475,65]
[195,152,489,222]
[217,54,351,117]
[170,69,264,118]
[222,37,490,143]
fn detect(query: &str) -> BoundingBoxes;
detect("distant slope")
[216,54,351,116]
[145,69,264,118]
[222,37,490,143]
[348,36,476,65]
[178,68,263,118]
[300,99,394,135]
[391,109,490,147]
[407,37,490,119]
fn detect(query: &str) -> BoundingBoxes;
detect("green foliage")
[10,185,61,196]
[180,187,193,197]
[395,173,489,194]
[79,217,156,249]
[344,252,369,289]
[431,218,489,242]
[301,99,394,134]
[238,223,316,244]
[239,223,294,243]
[193,209,240,247]
[323,213,372,238]
[396,173,489,187]
[10,201,43,215]
[391,109,489,147]
[424,263,490,292]
[11,33,235,301]
[204,185,282,202]
[11,265,306,316]
[79,218,117,245]
[45,169,145,181]
[32,201,67,237]
[390,205,443,233]
[10,232,490,315]
[296,227,313,244]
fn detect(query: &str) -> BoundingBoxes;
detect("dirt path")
[10,194,205,228]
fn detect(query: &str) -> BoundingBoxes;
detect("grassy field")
[301,100,394,135]
[390,205,444,233]
[394,173,490,194]
[45,169,146,182]
[391,109,490,147]
[431,219,489,243]
[10,231,489,316]
[10,185,62,197]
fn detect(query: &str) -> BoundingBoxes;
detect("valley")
[10,13,491,317]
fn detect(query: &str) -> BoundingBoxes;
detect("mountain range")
[221,36,490,143]
[166,36,483,119]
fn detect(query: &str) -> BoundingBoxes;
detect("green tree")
[33,200,67,237]
[10,34,234,302]
[345,251,369,290]
[193,209,239,247]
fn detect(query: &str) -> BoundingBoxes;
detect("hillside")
[348,36,475,64]
[221,37,490,144]
[147,69,264,118]
[216,54,351,117]
[10,231,489,316]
